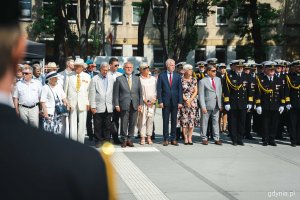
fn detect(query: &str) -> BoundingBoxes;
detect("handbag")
[48,85,68,115]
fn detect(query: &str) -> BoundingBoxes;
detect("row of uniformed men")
[188,58,300,147]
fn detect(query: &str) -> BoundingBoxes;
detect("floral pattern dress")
[178,78,200,127]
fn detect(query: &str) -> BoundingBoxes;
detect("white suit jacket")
[89,74,114,113]
[65,72,91,111]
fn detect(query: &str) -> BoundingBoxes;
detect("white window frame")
[111,3,123,25]
[216,7,228,26]
[132,5,142,25]
[153,47,164,67]
[20,0,32,21]
[195,15,206,26]
[132,45,138,56]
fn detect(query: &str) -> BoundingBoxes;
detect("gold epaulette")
[286,75,300,90]
[256,76,273,94]
[225,72,243,91]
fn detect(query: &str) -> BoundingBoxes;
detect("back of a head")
[0,0,23,79]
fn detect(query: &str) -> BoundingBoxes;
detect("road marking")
[114,147,160,153]
[112,152,169,200]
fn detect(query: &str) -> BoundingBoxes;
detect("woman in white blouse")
[40,71,70,135]
[137,63,157,145]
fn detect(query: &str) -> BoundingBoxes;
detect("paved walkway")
[107,109,300,200]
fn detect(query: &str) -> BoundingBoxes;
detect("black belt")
[20,103,39,109]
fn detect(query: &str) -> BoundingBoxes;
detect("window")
[132,45,138,56]
[42,0,54,19]
[153,47,165,67]
[20,0,32,20]
[216,7,227,26]
[112,45,123,56]
[216,46,227,63]
[111,2,123,24]
[195,47,206,63]
[66,1,77,22]
[152,5,165,25]
[132,5,142,25]
[195,15,206,26]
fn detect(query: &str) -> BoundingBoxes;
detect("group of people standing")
[12,55,300,148]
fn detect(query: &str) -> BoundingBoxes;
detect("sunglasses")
[210,70,217,72]
[23,72,31,75]
[114,64,119,67]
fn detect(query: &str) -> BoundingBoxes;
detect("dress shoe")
[126,140,134,147]
[262,142,268,146]
[232,142,237,146]
[237,141,244,146]
[215,140,222,145]
[88,136,94,141]
[202,140,208,145]
[171,140,179,146]
[188,142,193,145]
[268,141,277,146]
[275,136,287,140]
[297,142,300,146]
[291,143,296,147]
[121,141,127,148]
[184,142,188,145]
[163,140,169,146]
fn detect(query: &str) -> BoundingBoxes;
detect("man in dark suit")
[157,59,183,146]
[0,1,113,199]
[85,59,99,141]
[113,62,143,148]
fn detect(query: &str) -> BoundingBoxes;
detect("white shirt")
[58,69,72,90]
[40,84,66,115]
[13,79,42,106]
[167,71,173,82]
[267,76,274,82]
[108,71,122,82]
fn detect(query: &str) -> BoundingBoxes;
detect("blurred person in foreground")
[0,1,115,199]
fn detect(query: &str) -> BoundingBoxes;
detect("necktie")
[76,74,81,92]
[128,76,132,90]
[212,78,216,91]
[169,73,172,86]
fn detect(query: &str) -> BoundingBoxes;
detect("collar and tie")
[211,78,216,91]
[76,74,81,92]
[169,72,172,86]
[127,75,132,90]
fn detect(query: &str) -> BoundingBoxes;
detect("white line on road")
[112,152,169,200]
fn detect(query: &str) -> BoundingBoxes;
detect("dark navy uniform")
[224,69,254,145]
[285,61,300,146]
[255,71,285,146]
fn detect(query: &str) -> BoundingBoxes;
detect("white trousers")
[19,105,39,128]
[69,106,87,144]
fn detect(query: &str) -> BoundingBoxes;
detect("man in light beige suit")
[199,65,223,145]
[65,58,91,143]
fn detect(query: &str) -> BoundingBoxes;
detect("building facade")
[20,0,300,67]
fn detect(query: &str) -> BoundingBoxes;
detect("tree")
[136,0,151,57]
[222,0,282,62]
[151,0,215,62]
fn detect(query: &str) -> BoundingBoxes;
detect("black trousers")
[262,110,279,142]
[112,109,120,142]
[229,109,246,143]
[289,108,300,144]
[276,111,286,138]
[245,110,253,137]
[162,102,178,141]
[253,112,262,136]
[86,110,94,138]
[120,104,138,141]
[94,111,112,141]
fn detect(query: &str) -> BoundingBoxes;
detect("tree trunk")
[249,0,266,62]
[53,0,66,70]
[137,0,150,57]
[79,0,87,58]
